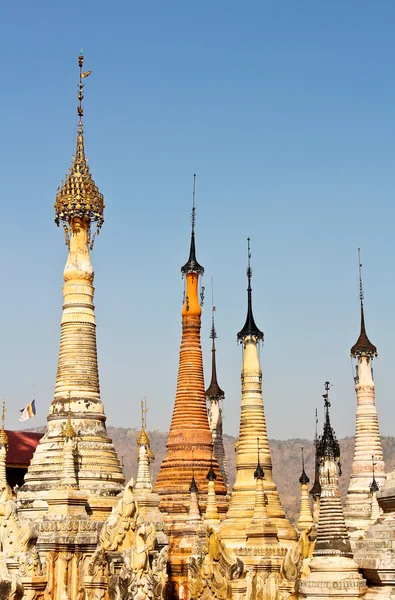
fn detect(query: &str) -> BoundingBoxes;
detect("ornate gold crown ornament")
[54,51,104,249]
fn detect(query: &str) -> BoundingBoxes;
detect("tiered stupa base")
[299,556,367,599]
[219,472,296,548]
[18,412,124,519]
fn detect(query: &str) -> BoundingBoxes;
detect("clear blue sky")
[0,1,394,442]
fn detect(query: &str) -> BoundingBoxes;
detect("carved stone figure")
[128,522,156,577]
[100,478,138,552]
[152,546,169,600]
[87,549,110,578]
[0,493,36,556]
[188,527,243,600]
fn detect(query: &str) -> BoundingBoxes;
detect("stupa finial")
[254,437,265,480]
[181,174,204,276]
[310,408,321,497]
[351,248,377,357]
[370,455,379,493]
[189,447,198,493]
[317,381,342,474]
[205,280,225,400]
[54,51,104,248]
[299,446,309,485]
[0,401,8,447]
[137,397,150,447]
[237,238,264,342]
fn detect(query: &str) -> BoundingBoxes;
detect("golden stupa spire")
[54,50,104,248]
[137,397,150,447]
[0,401,8,447]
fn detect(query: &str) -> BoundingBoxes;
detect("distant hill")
[28,426,395,524]
[106,427,395,524]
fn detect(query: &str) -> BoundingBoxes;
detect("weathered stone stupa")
[18,52,124,517]
[299,382,367,600]
[344,250,386,539]
[219,239,296,548]
[206,302,229,491]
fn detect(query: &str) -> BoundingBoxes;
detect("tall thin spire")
[237,238,263,342]
[350,249,377,357]
[181,174,204,276]
[205,283,224,400]
[310,409,321,498]
[299,446,309,485]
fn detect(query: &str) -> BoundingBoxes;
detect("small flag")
[19,400,36,422]
[81,70,92,78]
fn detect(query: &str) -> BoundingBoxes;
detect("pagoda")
[219,239,296,548]
[299,382,367,600]
[18,52,124,517]
[154,176,228,593]
[344,249,386,539]
[205,301,229,490]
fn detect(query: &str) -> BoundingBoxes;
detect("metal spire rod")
[210,278,217,339]
[358,248,364,304]
[192,173,196,233]
[247,236,252,287]
[1,401,6,432]
[141,397,148,430]
[77,50,92,121]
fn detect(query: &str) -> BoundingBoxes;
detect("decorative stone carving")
[99,478,138,552]
[0,489,36,558]
[188,527,244,599]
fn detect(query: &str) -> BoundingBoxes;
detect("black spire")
[207,454,217,482]
[299,446,310,485]
[190,447,199,493]
[351,249,377,357]
[181,174,204,276]
[317,381,342,474]
[369,455,379,493]
[310,409,322,498]
[189,475,198,494]
[237,238,264,342]
[205,295,225,400]
[254,437,265,480]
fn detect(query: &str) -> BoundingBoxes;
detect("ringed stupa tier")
[219,239,296,548]
[206,301,229,490]
[300,383,367,600]
[344,250,386,539]
[19,52,124,512]
[154,176,227,520]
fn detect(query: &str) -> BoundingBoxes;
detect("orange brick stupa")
[154,177,227,519]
